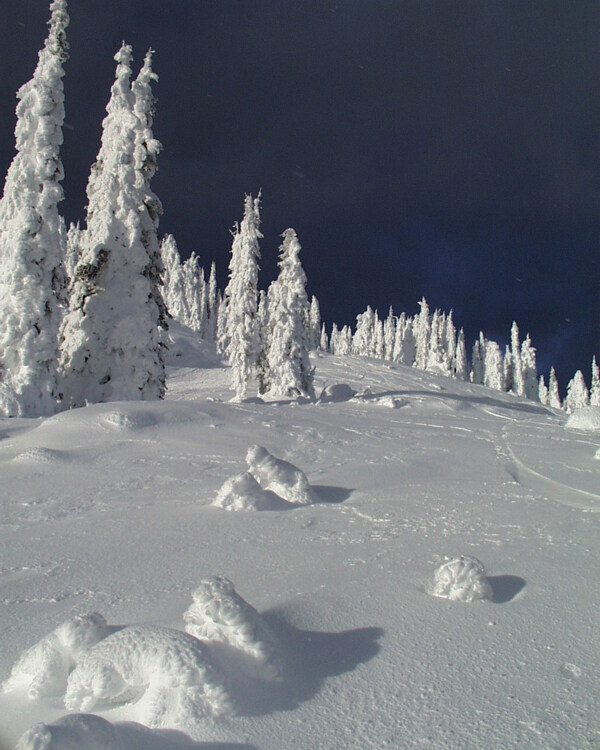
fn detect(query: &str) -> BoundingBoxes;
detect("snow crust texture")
[246,444,316,505]
[429,556,493,602]
[184,576,283,682]
[64,625,231,726]
[3,613,110,700]
[565,405,600,431]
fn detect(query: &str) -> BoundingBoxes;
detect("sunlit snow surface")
[1,323,599,749]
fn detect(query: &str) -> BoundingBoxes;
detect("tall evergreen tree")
[59,45,166,407]
[414,298,431,370]
[564,370,589,413]
[0,0,69,417]
[521,334,538,401]
[222,193,262,400]
[353,306,376,356]
[510,321,525,397]
[308,296,321,351]
[207,261,218,340]
[265,229,314,398]
[548,366,562,409]
[454,329,469,381]
[65,221,82,283]
[483,340,505,391]
[590,356,600,407]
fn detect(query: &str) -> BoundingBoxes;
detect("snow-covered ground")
[1,324,599,749]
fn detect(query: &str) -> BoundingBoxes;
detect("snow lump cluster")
[213,444,317,510]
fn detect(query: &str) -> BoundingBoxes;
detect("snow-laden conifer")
[538,375,549,405]
[510,322,525,397]
[319,323,329,353]
[65,222,82,283]
[445,311,457,376]
[483,340,504,391]
[548,366,561,409]
[207,261,218,340]
[521,334,538,401]
[265,229,314,399]
[454,329,469,381]
[256,290,270,395]
[383,307,396,360]
[160,234,186,322]
[471,333,485,385]
[223,194,262,400]
[308,296,321,351]
[0,0,69,417]
[353,306,376,356]
[590,356,600,407]
[414,298,431,370]
[59,45,166,408]
[564,370,589,413]
[373,313,385,359]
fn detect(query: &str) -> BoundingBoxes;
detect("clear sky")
[0,0,598,389]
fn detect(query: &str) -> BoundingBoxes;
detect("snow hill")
[1,323,599,749]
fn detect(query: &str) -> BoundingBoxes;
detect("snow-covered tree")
[414,298,431,370]
[308,296,321,351]
[182,253,204,333]
[503,345,513,393]
[207,261,218,340]
[445,311,457,375]
[373,313,385,359]
[160,234,186,322]
[471,333,485,385]
[538,375,549,405]
[255,290,270,395]
[510,322,525,397]
[590,356,600,407]
[0,0,69,417]
[265,228,314,399]
[319,323,329,353]
[383,307,396,360]
[483,340,505,391]
[59,45,166,407]
[66,221,82,283]
[454,329,469,381]
[426,309,450,375]
[521,334,538,401]
[352,306,376,356]
[222,193,262,400]
[564,370,589,413]
[548,366,562,409]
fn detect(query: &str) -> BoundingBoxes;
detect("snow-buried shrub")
[565,405,600,432]
[246,444,316,505]
[64,625,232,725]
[213,471,280,511]
[318,383,355,403]
[15,713,122,750]
[429,556,493,603]
[184,576,283,682]
[12,447,66,464]
[3,613,110,699]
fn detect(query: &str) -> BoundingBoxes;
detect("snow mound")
[64,625,232,726]
[213,471,280,511]
[15,713,123,750]
[373,395,408,408]
[246,445,317,505]
[101,410,156,431]
[429,556,493,603]
[3,613,110,700]
[13,447,66,464]
[565,406,600,432]
[318,383,356,403]
[184,576,283,682]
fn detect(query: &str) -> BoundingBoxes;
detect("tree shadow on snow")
[116,723,257,749]
[312,485,354,503]
[227,611,384,717]
[489,575,526,603]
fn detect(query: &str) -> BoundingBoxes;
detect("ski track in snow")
[1,333,599,748]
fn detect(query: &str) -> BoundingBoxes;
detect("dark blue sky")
[1,1,598,389]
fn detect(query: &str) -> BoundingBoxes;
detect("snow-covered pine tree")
[308,296,321,351]
[483,340,505,391]
[160,234,187,323]
[182,253,203,332]
[590,356,600,407]
[445,311,457,376]
[319,322,329,353]
[131,49,168,344]
[207,261,218,341]
[58,45,166,407]
[471,333,485,385]
[383,307,396,360]
[538,375,549,405]
[352,306,376,356]
[414,298,431,370]
[521,334,538,401]
[510,322,525,397]
[564,370,589,413]
[373,313,385,359]
[265,228,314,399]
[454,329,469,381]
[222,193,262,400]
[426,309,450,374]
[255,290,270,395]
[548,366,562,409]
[0,0,69,417]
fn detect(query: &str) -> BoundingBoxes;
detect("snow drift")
[184,576,283,682]
[429,556,493,603]
[565,405,600,432]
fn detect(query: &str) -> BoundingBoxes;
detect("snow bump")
[246,444,317,505]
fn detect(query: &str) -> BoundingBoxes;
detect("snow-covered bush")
[246,444,316,505]
[318,383,356,403]
[213,471,279,511]
[565,406,600,432]
[184,576,283,682]
[2,613,110,700]
[64,625,231,725]
[15,714,122,750]
[429,556,493,603]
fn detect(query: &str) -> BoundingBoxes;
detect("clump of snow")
[374,395,408,409]
[12,447,66,464]
[213,471,280,511]
[318,383,355,403]
[565,406,600,432]
[64,625,232,726]
[3,613,110,700]
[246,444,316,505]
[15,713,122,750]
[101,409,156,431]
[184,576,283,682]
[429,556,493,603]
